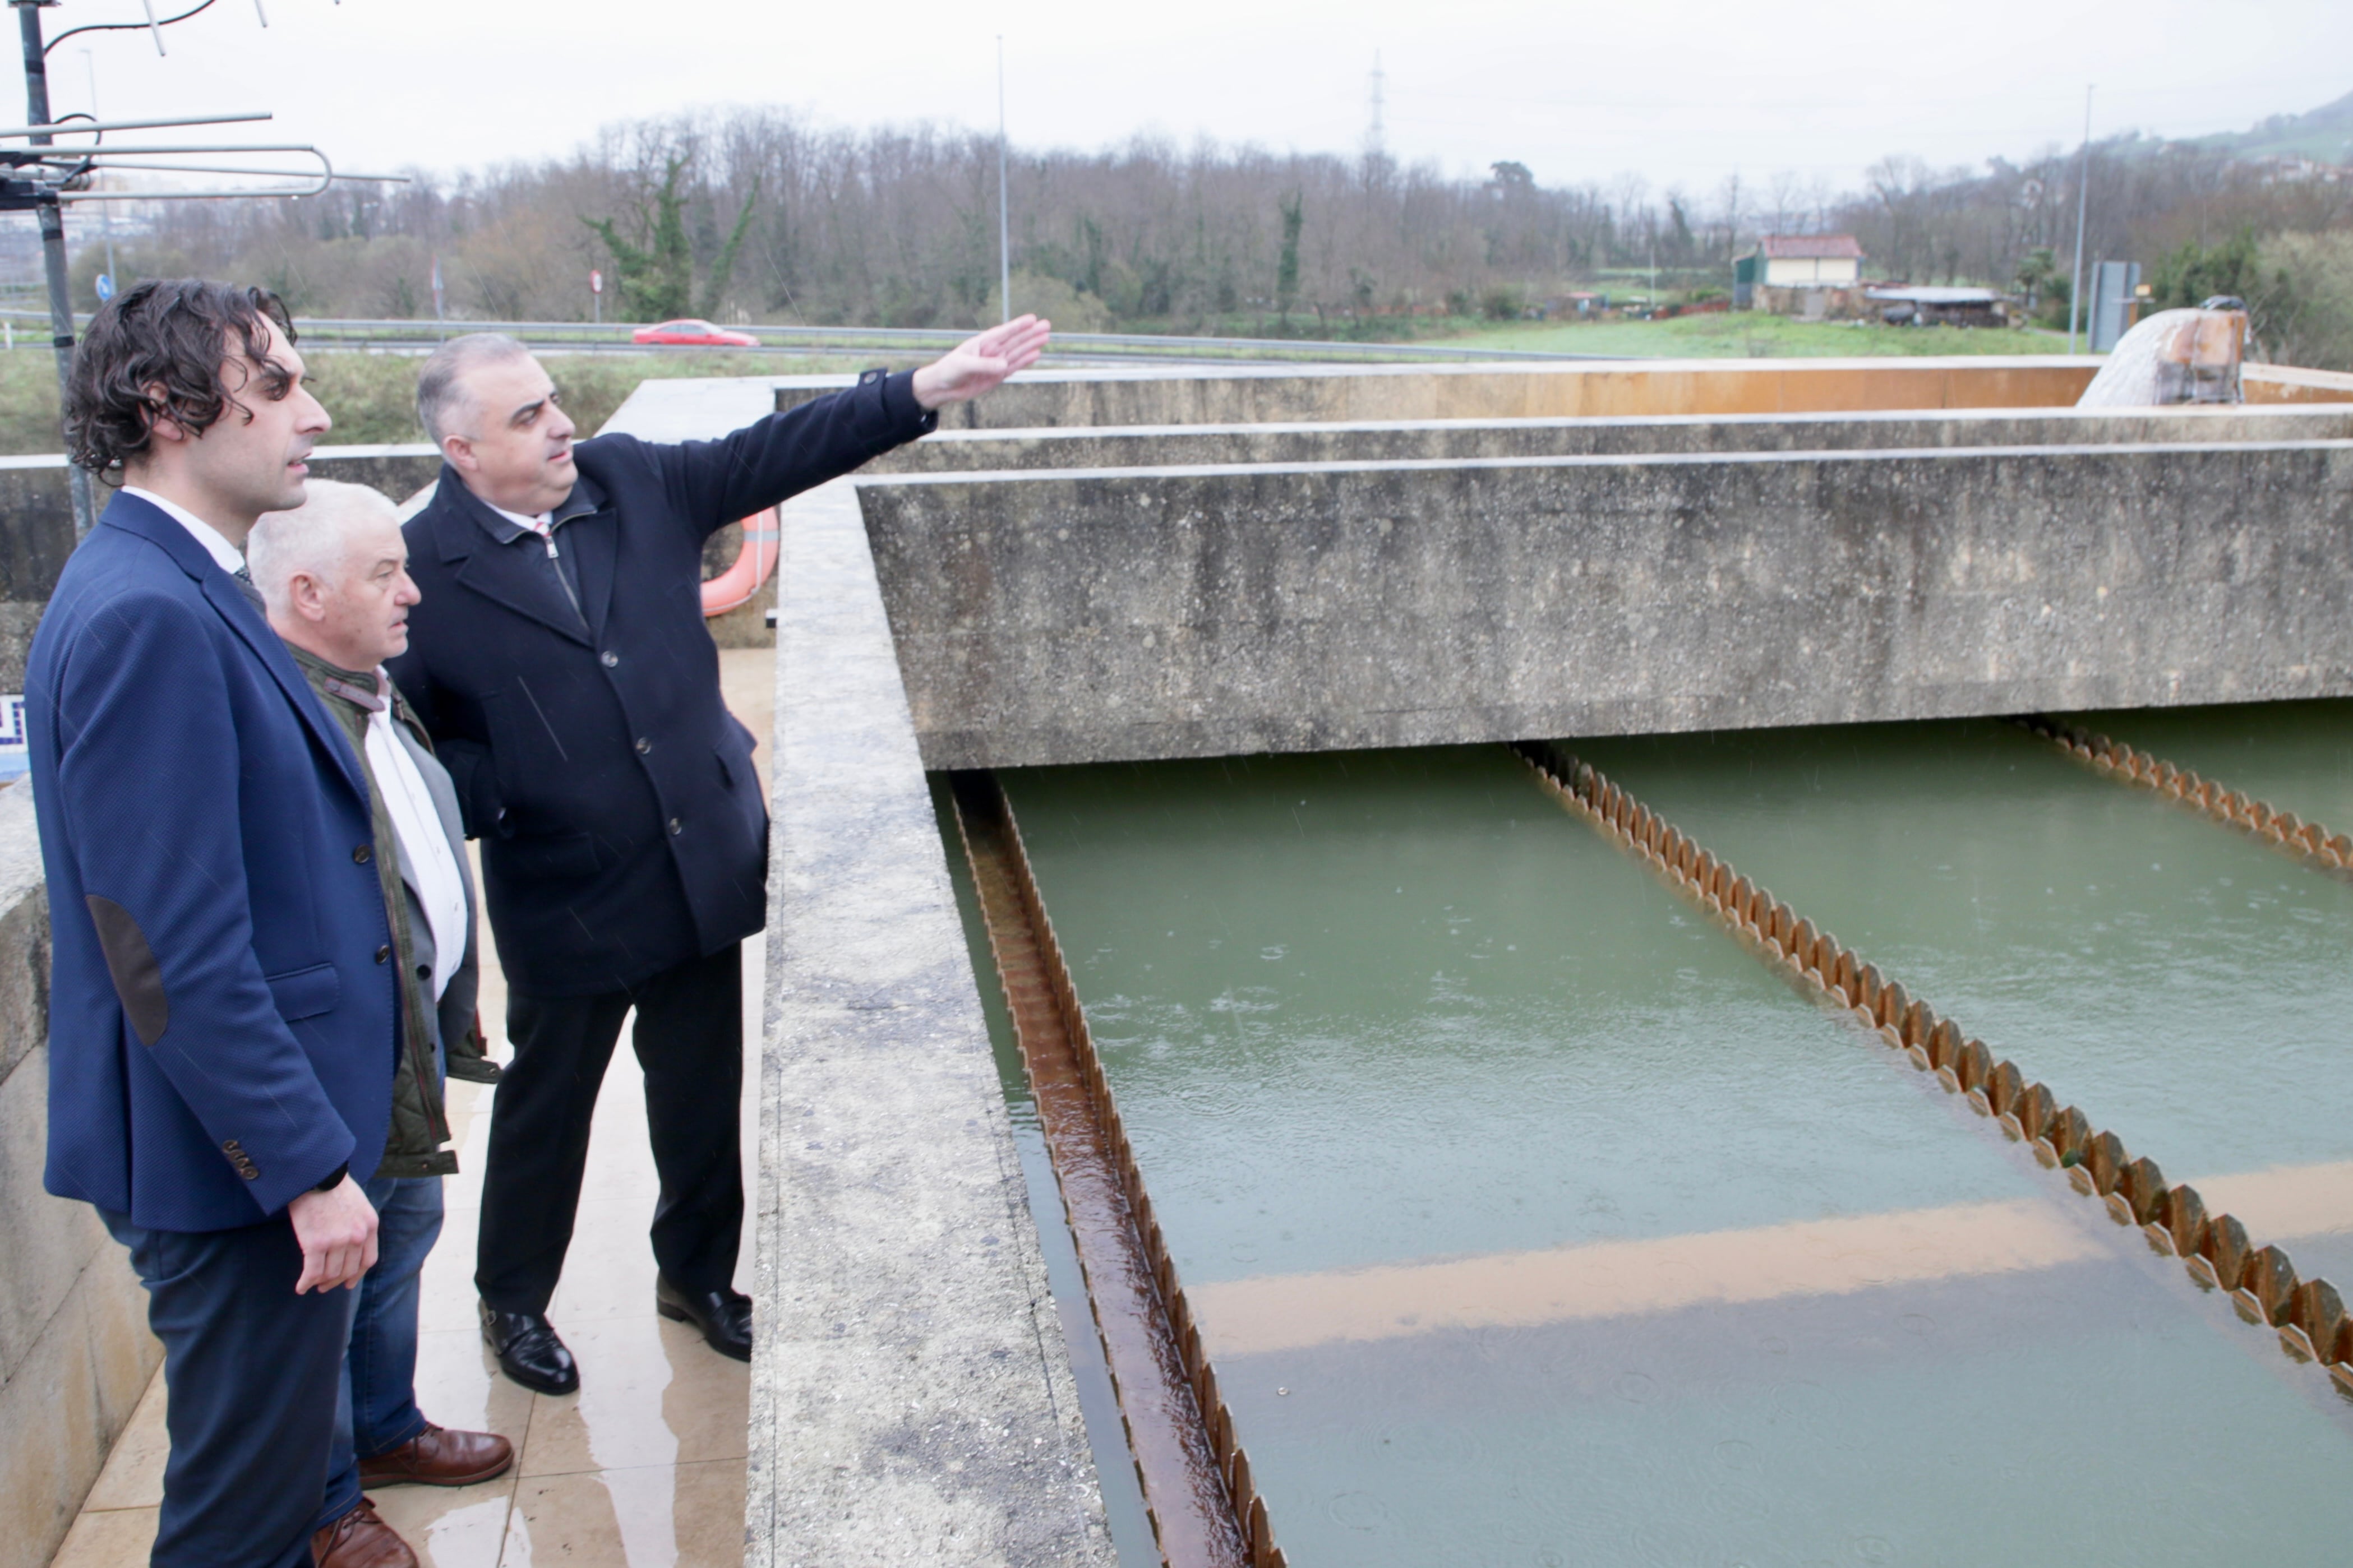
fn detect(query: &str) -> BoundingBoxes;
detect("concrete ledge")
[856,440,2353,769]
[778,356,2107,428]
[0,447,442,692]
[873,404,2353,473]
[2246,363,2353,403]
[754,479,1111,1566]
[0,784,160,1568]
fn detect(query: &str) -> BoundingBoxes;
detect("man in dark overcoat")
[387,317,1049,1391]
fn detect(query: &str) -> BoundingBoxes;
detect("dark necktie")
[231,563,265,612]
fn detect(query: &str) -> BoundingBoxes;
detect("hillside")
[2197,88,2353,165]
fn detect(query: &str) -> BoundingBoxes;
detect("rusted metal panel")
[949,771,1276,1568]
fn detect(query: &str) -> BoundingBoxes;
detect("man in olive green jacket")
[251,481,513,1553]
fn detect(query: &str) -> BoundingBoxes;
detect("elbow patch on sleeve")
[85,895,169,1046]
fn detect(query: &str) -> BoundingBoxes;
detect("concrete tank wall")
[856,440,2353,770]
[873,404,2353,474]
[779,357,2110,428]
[0,785,160,1568]
[0,447,441,693]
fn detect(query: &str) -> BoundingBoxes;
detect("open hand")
[911,314,1052,409]
[288,1174,379,1293]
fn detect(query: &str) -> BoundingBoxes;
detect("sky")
[27,0,2353,202]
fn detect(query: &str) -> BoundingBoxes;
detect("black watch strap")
[312,1162,349,1194]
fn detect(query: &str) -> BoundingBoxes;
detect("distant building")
[1865,285,2010,329]
[1735,235,1866,315]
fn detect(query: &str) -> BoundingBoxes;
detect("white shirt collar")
[121,485,245,575]
[486,500,554,536]
[364,701,469,1003]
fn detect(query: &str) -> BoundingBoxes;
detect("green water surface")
[2063,697,2353,836]
[1574,719,2353,1186]
[995,745,2353,1568]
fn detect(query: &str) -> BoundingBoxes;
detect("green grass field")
[1447,312,2069,359]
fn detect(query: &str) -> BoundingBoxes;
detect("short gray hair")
[415,331,534,445]
[248,478,404,615]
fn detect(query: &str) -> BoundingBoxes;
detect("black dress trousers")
[474,942,743,1315]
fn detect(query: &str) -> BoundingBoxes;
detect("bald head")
[250,478,419,671]
[417,332,579,516]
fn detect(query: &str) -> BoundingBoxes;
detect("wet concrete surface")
[988,744,2353,1567]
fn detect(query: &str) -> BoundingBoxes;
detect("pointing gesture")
[911,314,1052,409]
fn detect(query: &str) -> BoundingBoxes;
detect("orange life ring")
[701,507,779,616]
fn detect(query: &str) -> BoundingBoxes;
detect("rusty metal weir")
[1512,739,2353,1399]
[2023,716,2353,873]
[948,771,1282,1568]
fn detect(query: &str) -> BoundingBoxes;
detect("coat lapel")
[562,491,618,641]
[428,470,597,648]
[100,495,372,807]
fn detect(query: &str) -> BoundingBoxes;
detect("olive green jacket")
[294,647,498,1180]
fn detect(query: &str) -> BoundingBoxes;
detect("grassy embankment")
[0,349,871,457]
[1448,312,2068,358]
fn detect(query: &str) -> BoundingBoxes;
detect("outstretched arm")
[665,314,1055,533]
[911,314,1054,409]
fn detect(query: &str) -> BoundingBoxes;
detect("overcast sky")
[35,0,2353,201]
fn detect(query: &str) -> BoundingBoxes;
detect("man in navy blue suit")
[29,281,417,1568]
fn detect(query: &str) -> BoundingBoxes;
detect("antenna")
[1367,50,1385,159]
[6,1,396,535]
[79,50,114,290]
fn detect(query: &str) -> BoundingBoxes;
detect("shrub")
[1480,285,1526,321]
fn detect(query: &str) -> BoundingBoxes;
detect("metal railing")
[0,308,1620,364]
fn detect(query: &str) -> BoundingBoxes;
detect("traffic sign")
[94,272,114,302]
[590,269,603,295]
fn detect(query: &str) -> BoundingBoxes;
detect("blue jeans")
[329,1171,445,1486]
[102,1209,359,1568]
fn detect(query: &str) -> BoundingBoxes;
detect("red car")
[631,318,760,347]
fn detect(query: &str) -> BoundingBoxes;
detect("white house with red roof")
[1734,234,1867,314]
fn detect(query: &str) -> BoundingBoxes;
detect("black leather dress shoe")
[654,1274,753,1362]
[479,1301,579,1394]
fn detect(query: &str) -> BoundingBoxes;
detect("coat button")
[635,737,652,754]
[601,651,619,667]
[375,945,391,964]
[353,844,372,864]
[667,817,682,835]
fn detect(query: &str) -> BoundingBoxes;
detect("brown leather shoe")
[357,1423,516,1488]
[311,1497,417,1568]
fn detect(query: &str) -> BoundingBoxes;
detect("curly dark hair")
[64,279,299,476]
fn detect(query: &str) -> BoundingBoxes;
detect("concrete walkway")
[47,649,776,1568]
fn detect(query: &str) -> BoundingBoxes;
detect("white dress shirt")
[122,485,244,574]
[363,693,469,1002]
[486,501,555,537]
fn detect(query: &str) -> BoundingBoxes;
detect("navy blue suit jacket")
[31,492,398,1231]
[389,371,932,995]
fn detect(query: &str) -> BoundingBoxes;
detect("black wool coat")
[387,370,934,996]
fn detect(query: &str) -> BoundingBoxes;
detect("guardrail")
[0,308,1616,364]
